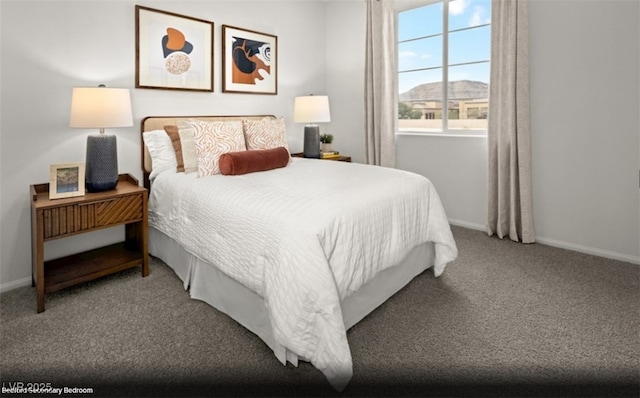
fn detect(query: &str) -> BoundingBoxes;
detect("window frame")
[396,0,491,137]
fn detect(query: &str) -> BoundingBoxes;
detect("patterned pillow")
[242,117,289,152]
[188,119,246,177]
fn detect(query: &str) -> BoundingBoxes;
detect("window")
[397,0,491,134]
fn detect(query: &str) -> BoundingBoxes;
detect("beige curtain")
[487,0,535,243]
[364,0,396,167]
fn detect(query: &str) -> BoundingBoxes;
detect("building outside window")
[397,0,491,134]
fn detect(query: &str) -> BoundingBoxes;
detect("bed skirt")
[149,226,436,367]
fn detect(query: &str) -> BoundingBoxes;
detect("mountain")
[400,80,488,102]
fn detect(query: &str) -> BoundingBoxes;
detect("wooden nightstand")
[30,173,148,313]
[291,152,352,162]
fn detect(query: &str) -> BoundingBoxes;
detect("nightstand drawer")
[42,193,143,240]
[94,193,144,227]
[42,205,80,239]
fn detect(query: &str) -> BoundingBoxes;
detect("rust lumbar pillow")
[219,146,290,175]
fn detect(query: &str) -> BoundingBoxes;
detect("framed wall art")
[222,25,278,95]
[136,6,214,92]
[49,163,85,199]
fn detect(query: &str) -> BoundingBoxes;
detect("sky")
[398,0,491,94]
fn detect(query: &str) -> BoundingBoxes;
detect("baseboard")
[535,237,640,265]
[448,219,486,232]
[0,276,32,293]
[448,219,640,265]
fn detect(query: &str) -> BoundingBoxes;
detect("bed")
[140,115,458,390]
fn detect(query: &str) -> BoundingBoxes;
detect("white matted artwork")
[136,5,214,92]
[222,25,277,95]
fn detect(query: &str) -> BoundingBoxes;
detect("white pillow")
[142,129,177,180]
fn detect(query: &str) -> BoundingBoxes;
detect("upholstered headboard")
[140,115,275,189]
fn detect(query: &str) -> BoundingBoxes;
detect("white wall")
[325,0,640,263]
[324,0,367,163]
[0,0,328,290]
[396,135,488,229]
[528,0,639,263]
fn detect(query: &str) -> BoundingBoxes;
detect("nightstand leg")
[142,191,149,277]
[142,255,149,277]
[35,255,45,313]
[32,208,46,313]
[36,250,45,313]
[125,221,149,277]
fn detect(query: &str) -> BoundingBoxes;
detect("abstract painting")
[222,25,277,95]
[136,6,214,92]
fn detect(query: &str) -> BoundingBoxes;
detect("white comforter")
[148,158,457,390]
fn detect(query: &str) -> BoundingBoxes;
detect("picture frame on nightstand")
[49,162,85,199]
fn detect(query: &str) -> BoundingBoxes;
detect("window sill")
[396,131,488,138]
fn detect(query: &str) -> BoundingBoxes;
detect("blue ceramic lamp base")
[85,134,118,192]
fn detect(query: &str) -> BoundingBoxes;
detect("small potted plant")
[320,133,334,153]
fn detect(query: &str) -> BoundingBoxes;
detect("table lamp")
[70,85,133,192]
[293,95,331,158]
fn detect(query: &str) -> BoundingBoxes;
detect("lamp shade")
[293,95,331,124]
[70,87,133,128]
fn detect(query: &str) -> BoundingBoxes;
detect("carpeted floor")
[1,226,638,397]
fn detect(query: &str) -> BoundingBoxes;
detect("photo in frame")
[49,163,85,200]
[136,5,214,92]
[222,25,278,95]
